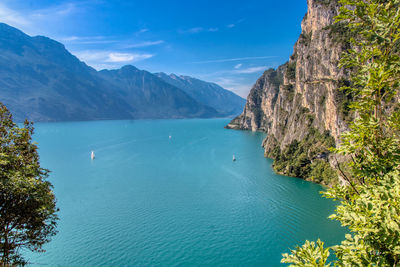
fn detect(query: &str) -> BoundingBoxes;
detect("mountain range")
[0,23,245,122]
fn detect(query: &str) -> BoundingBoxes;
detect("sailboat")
[232,154,236,161]
[91,151,95,160]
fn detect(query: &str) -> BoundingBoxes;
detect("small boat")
[232,154,236,161]
[169,135,172,139]
[91,151,95,160]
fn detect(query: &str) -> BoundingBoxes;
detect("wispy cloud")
[212,77,252,98]
[137,28,149,34]
[193,63,268,97]
[226,18,245,29]
[60,35,118,44]
[190,56,277,64]
[73,50,154,69]
[61,36,164,48]
[179,27,220,34]
[234,66,267,74]
[0,3,31,30]
[123,40,165,48]
[187,27,204,33]
[31,2,78,17]
[0,1,96,36]
[107,52,153,63]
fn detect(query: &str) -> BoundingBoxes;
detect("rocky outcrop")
[227,0,352,184]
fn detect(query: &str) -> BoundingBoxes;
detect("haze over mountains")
[155,73,245,116]
[0,23,245,122]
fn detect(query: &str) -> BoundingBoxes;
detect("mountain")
[227,0,350,185]
[0,23,227,122]
[155,72,246,116]
[98,66,217,119]
[0,23,132,122]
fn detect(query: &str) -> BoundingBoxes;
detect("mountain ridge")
[0,22,243,122]
[155,72,245,116]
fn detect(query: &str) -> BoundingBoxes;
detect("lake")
[25,119,345,266]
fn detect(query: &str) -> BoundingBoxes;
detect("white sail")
[232,154,236,161]
[91,151,95,160]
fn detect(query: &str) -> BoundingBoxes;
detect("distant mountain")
[0,23,131,122]
[0,23,228,122]
[98,66,217,119]
[155,72,245,116]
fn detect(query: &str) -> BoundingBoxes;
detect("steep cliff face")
[227,0,351,184]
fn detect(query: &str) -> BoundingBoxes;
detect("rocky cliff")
[227,0,352,185]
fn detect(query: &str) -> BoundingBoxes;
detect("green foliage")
[287,61,297,80]
[272,128,337,185]
[283,171,400,266]
[334,0,400,185]
[299,32,313,46]
[308,160,338,185]
[0,103,58,265]
[283,84,295,102]
[326,171,400,266]
[282,0,400,265]
[325,22,353,49]
[335,79,354,123]
[282,239,331,267]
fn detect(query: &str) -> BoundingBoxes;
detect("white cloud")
[107,53,136,62]
[227,24,235,28]
[0,3,31,31]
[234,66,266,74]
[107,52,153,63]
[234,63,242,69]
[208,28,219,32]
[73,50,154,69]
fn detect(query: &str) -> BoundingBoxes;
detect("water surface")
[26,119,345,266]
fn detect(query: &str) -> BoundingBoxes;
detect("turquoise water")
[25,119,345,266]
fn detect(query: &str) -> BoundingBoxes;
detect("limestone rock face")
[228,0,349,162]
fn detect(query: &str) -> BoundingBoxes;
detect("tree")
[282,0,400,265]
[0,103,58,265]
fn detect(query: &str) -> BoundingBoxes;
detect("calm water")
[25,119,345,266]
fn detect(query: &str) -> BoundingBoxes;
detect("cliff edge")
[227,0,352,185]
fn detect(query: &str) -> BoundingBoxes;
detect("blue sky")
[0,0,307,97]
